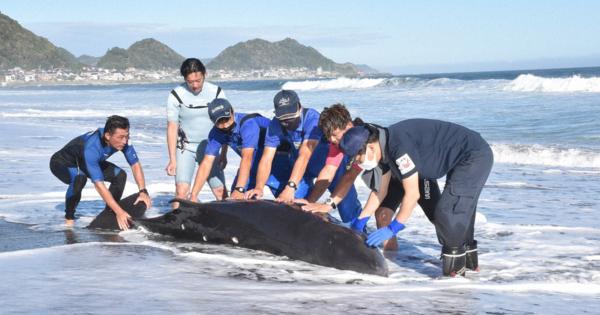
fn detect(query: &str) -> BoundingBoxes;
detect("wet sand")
[0,218,125,253]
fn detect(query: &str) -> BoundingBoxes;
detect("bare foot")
[65,219,75,227]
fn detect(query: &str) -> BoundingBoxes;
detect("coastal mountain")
[0,11,376,76]
[96,38,185,70]
[77,54,100,67]
[0,11,82,70]
[354,64,380,75]
[207,38,363,76]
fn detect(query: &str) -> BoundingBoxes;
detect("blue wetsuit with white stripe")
[50,128,139,219]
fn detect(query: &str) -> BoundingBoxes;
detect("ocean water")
[1,67,599,314]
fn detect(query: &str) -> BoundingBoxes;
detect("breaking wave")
[280,77,472,91]
[491,143,600,168]
[505,74,600,92]
[282,77,385,90]
[280,74,600,93]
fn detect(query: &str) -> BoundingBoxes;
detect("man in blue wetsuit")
[338,119,493,276]
[166,58,227,207]
[190,99,289,201]
[245,90,361,223]
[49,115,152,230]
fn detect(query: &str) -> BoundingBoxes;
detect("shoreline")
[3,65,600,89]
[0,74,374,88]
[0,218,124,253]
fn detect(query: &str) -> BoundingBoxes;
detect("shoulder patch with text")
[396,153,415,175]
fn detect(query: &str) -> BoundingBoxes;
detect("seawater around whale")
[87,194,388,276]
[139,199,389,276]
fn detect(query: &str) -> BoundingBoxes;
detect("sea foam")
[505,74,600,92]
[282,77,385,91]
[0,108,161,118]
[491,143,600,168]
[279,74,600,93]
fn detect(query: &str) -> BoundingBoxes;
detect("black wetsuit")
[49,128,139,219]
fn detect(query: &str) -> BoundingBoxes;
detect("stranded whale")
[87,196,388,276]
[138,199,389,276]
[87,193,147,230]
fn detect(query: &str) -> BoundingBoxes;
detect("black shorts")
[380,176,441,223]
[379,176,404,210]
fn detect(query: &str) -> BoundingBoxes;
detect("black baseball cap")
[208,98,233,123]
[273,90,300,119]
[339,126,370,158]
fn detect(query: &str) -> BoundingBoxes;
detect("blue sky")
[2,0,600,74]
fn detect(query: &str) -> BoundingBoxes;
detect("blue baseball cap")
[339,126,370,157]
[273,90,300,119]
[208,98,233,123]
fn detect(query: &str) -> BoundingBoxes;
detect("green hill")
[0,11,82,70]
[0,11,372,76]
[207,38,360,75]
[77,54,100,67]
[354,64,380,75]
[96,38,185,70]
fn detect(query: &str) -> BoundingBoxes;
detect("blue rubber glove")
[366,220,405,247]
[350,216,370,233]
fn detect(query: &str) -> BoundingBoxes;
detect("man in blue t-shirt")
[338,119,494,277]
[190,99,288,201]
[50,115,152,230]
[245,90,361,223]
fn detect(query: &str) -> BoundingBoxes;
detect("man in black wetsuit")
[50,115,151,230]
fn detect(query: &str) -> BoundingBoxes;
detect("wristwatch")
[286,181,298,190]
[234,186,246,193]
[139,188,149,195]
[325,197,337,210]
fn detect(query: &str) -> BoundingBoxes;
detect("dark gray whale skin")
[87,193,147,230]
[138,199,389,277]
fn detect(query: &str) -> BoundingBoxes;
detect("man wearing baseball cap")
[338,119,493,277]
[189,98,287,201]
[301,105,440,251]
[245,90,361,223]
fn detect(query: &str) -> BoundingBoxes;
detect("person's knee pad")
[442,246,466,277]
[465,240,479,271]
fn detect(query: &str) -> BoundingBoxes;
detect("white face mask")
[358,146,378,170]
